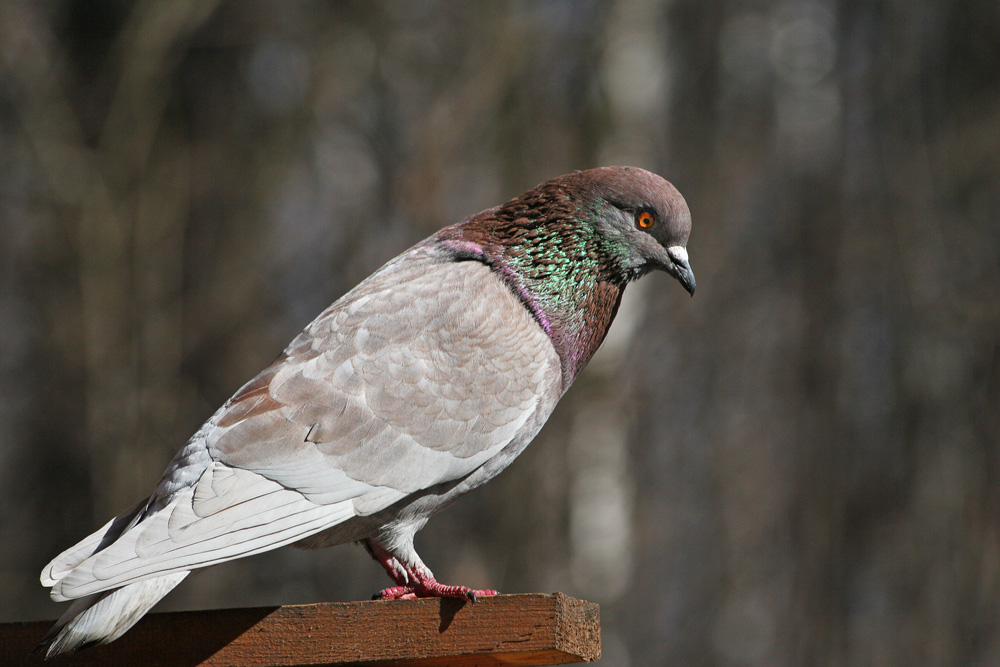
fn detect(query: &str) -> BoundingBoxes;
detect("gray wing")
[46,245,561,600]
[213,247,561,503]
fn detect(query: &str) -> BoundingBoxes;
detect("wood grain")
[2,593,600,666]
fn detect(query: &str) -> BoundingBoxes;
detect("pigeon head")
[558,166,695,295]
[437,166,695,384]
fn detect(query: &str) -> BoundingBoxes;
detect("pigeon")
[38,166,695,656]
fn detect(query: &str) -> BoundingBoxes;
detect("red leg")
[366,541,408,587]
[365,540,498,602]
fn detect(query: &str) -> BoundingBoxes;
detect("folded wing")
[45,247,560,600]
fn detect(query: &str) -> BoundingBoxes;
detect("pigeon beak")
[667,246,696,296]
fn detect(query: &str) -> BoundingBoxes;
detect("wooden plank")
[1,593,600,666]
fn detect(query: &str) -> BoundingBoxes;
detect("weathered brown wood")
[1,593,600,666]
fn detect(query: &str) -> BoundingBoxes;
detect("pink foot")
[376,578,499,602]
[365,541,498,603]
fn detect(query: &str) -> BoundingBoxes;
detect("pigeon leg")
[364,541,409,586]
[365,540,498,602]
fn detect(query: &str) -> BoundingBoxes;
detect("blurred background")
[1,1,998,665]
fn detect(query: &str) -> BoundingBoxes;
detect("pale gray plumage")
[39,166,694,656]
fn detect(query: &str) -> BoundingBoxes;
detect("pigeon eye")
[636,211,655,229]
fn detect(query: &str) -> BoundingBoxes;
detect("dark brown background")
[1,2,998,665]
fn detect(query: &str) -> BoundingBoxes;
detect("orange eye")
[637,211,655,229]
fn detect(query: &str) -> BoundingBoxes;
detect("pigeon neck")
[502,265,625,387]
[436,203,630,388]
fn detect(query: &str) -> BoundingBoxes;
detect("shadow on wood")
[1,593,600,666]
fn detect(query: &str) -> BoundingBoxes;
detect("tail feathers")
[38,572,189,658]
[41,498,149,588]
